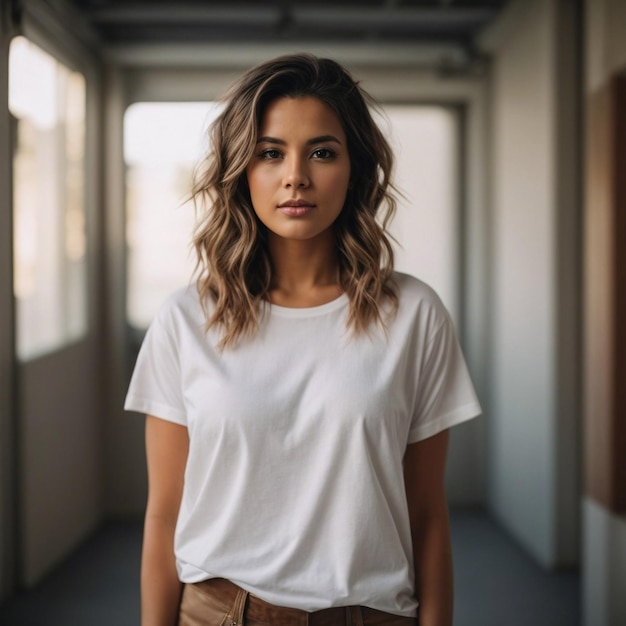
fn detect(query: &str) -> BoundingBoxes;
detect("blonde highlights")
[191,54,398,349]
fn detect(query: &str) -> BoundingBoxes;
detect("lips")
[277,199,315,216]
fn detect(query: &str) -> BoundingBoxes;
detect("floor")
[0,510,580,626]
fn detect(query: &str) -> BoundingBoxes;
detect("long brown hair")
[191,53,398,349]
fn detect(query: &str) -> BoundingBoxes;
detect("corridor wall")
[479,0,581,568]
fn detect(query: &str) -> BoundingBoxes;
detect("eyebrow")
[256,134,343,146]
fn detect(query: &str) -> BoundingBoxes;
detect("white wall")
[19,343,102,586]
[480,0,580,567]
[583,499,626,626]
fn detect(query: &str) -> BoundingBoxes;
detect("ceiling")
[67,0,510,47]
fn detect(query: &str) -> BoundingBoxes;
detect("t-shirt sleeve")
[124,315,187,426]
[408,312,481,443]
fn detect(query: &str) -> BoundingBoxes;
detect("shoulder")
[393,272,448,316]
[390,272,452,338]
[151,283,205,336]
[393,272,442,304]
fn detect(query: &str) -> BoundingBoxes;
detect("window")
[9,36,87,360]
[124,102,219,328]
[381,105,459,318]
[125,102,458,326]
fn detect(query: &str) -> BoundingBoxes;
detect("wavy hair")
[191,53,398,349]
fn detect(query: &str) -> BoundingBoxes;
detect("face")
[245,96,351,246]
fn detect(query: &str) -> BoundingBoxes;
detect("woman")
[125,53,481,626]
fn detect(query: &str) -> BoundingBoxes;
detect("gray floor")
[0,510,579,626]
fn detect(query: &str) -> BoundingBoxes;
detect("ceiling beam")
[84,4,496,32]
[86,5,283,26]
[103,41,471,69]
[291,8,495,30]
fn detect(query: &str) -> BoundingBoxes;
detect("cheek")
[246,168,269,203]
[245,170,275,226]
[326,168,351,201]
[246,168,276,195]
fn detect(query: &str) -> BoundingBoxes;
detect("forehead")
[258,96,345,137]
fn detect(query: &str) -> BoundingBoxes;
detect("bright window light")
[9,36,87,360]
[381,106,458,318]
[124,102,221,328]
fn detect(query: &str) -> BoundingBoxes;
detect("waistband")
[191,578,415,626]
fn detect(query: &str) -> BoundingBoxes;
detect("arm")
[403,430,453,626]
[142,415,189,626]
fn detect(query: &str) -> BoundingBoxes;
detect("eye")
[311,148,336,160]
[259,148,282,159]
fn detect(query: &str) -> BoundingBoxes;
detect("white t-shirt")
[125,272,481,617]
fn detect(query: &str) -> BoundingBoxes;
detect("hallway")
[0,510,580,626]
[3,0,626,624]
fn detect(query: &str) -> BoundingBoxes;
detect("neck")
[267,233,342,306]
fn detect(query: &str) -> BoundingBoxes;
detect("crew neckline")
[268,292,349,318]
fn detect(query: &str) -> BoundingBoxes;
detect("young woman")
[125,53,481,626]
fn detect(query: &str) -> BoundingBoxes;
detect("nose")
[283,156,310,189]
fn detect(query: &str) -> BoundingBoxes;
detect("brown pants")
[178,578,418,626]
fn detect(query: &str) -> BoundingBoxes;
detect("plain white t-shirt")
[125,272,481,617]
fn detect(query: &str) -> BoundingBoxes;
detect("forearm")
[141,514,183,626]
[412,501,454,626]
